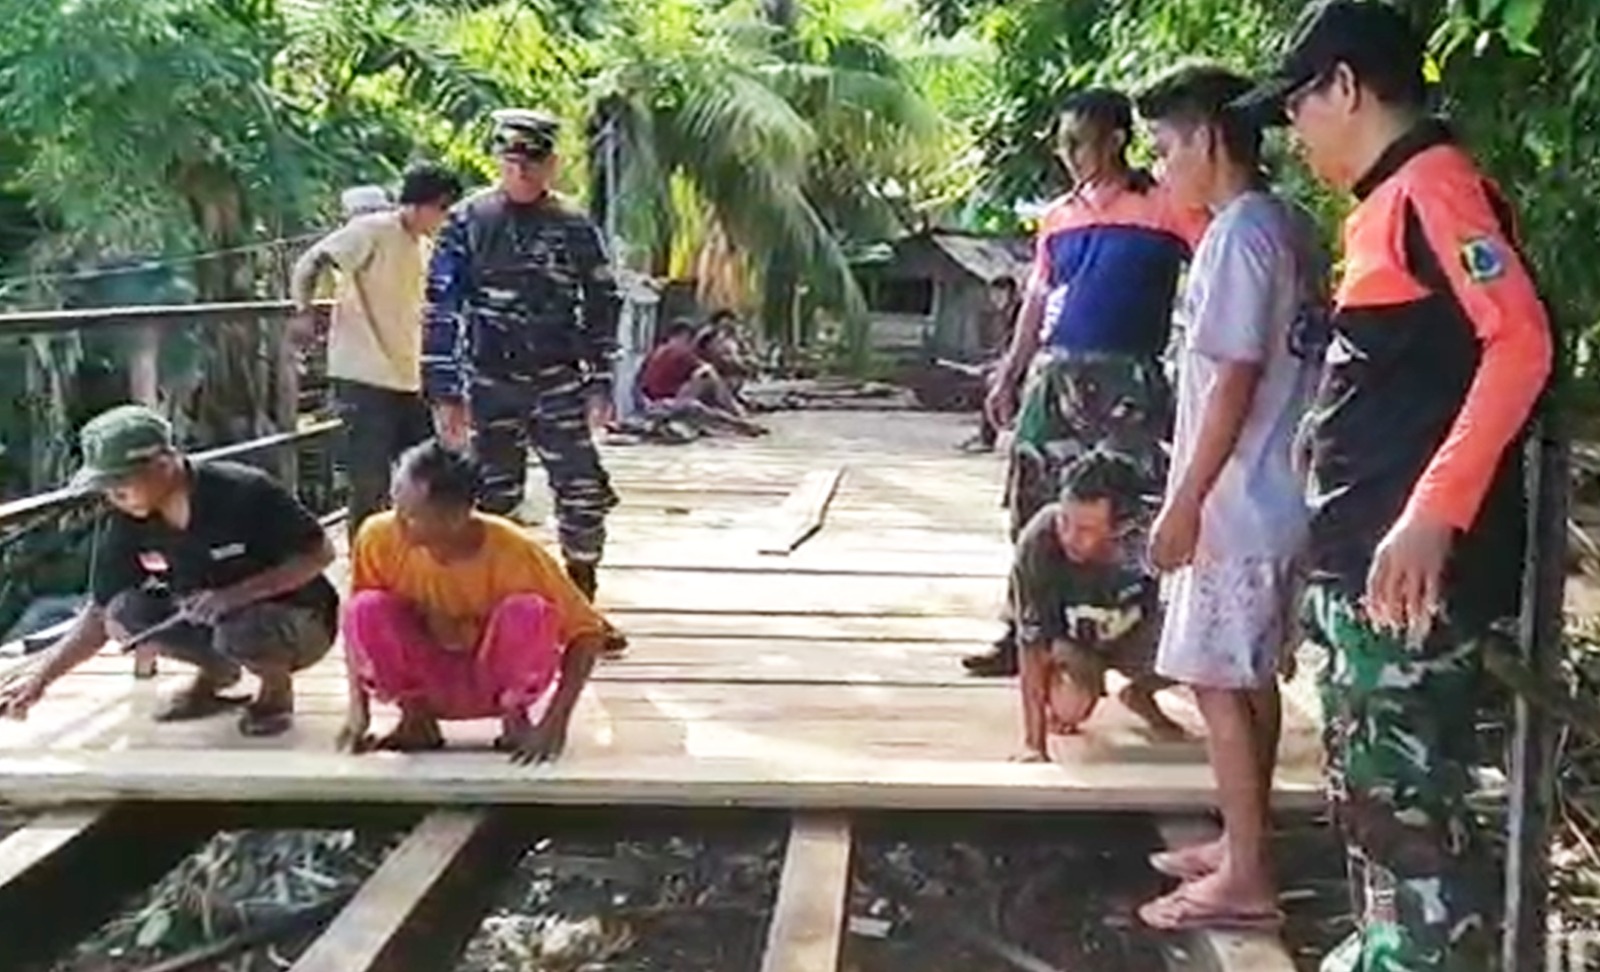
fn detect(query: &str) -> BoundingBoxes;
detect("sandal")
[238,702,294,738]
[154,682,250,722]
[602,629,629,658]
[1137,885,1284,932]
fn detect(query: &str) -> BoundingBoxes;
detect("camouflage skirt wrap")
[1004,350,1170,543]
[1302,582,1496,972]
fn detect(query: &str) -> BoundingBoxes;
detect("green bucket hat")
[70,404,176,490]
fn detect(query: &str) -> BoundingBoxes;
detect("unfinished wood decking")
[0,410,1325,810]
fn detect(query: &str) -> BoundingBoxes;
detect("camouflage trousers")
[469,363,620,566]
[1302,583,1496,972]
[1004,351,1169,542]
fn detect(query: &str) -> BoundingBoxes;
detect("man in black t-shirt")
[0,405,338,737]
[1012,452,1184,762]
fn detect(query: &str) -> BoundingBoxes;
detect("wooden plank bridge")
[0,409,1322,970]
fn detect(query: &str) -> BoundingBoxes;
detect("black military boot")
[566,560,628,657]
[961,623,1018,677]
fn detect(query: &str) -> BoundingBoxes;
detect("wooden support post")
[126,332,164,680]
[1154,818,1297,972]
[1503,420,1568,970]
[759,468,842,556]
[760,813,853,972]
[288,809,526,972]
[0,804,218,971]
[273,314,301,490]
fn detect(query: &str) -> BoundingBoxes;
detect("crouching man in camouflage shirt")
[422,109,622,605]
[1011,452,1186,762]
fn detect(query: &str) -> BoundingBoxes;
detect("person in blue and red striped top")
[967,88,1207,678]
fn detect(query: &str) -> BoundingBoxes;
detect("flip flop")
[1149,847,1219,881]
[602,630,629,658]
[1137,885,1284,932]
[238,703,294,738]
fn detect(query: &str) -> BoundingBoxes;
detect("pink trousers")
[342,590,562,720]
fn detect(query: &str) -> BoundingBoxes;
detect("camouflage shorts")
[1005,351,1169,541]
[106,589,334,674]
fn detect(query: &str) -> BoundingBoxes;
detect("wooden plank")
[0,803,219,970]
[23,641,991,688]
[1154,817,1298,972]
[760,814,853,972]
[759,468,843,555]
[0,750,1325,812]
[599,569,1003,615]
[290,810,522,972]
[0,806,105,889]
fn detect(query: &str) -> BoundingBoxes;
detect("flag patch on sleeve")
[1459,236,1506,283]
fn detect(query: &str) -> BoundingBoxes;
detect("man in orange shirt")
[1230,3,1554,968]
[338,439,613,763]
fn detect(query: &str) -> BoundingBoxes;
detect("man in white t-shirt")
[1133,64,1329,932]
[291,164,463,542]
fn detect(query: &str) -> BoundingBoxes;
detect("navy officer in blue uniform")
[421,108,622,603]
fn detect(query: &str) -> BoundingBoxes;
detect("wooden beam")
[760,813,853,972]
[1502,421,1569,970]
[0,750,1327,813]
[759,468,843,555]
[289,809,524,972]
[0,804,219,971]
[0,806,105,889]
[1153,817,1297,972]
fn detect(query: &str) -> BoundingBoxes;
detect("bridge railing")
[0,300,345,649]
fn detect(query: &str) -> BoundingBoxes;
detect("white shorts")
[1155,556,1299,690]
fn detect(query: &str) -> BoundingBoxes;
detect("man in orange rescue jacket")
[1231,3,1554,969]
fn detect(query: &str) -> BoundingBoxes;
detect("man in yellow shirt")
[291,164,463,543]
[338,439,611,763]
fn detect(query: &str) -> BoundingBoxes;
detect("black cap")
[1232,1,1426,126]
[489,108,559,160]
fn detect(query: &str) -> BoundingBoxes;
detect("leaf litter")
[455,831,785,972]
[842,814,1173,972]
[49,828,402,972]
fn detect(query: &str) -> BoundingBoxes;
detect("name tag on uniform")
[210,542,246,561]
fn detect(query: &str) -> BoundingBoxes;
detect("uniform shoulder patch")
[1458,235,1507,283]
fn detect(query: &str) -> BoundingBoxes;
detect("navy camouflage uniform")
[422,110,622,595]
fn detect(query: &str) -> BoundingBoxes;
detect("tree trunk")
[129,325,160,408]
[759,251,800,352]
[175,158,274,455]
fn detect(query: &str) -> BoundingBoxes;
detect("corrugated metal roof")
[928,233,1031,284]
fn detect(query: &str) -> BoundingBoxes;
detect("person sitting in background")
[637,319,766,436]
[0,405,339,737]
[339,440,611,764]
[696,313,757,404]
[1012,450,1185,762]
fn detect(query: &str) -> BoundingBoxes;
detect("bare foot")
[493,710,533,751]
[375,711,445,751]
[1009,749,1050,763]
[1150,836,1225,881]
[1118,684,1187,741]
